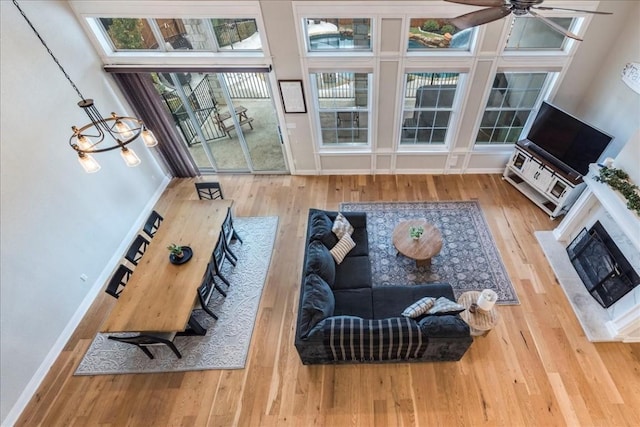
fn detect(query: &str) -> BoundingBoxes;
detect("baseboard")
[2,175,171,427]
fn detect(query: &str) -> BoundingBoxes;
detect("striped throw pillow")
[401,297,436,318]
[330,233,356,264]
[332,213,354,239]
[426,297,465,315]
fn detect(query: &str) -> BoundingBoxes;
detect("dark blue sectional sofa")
[295,209,473,365]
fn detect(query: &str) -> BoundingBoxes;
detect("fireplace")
[566,221,640,308]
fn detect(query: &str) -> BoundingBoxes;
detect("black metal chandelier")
[13,0,157,173]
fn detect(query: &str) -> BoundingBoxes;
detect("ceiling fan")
[444,0,612,41]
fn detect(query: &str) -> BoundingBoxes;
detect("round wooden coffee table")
[458,291,500,336]
[392,219,442,268]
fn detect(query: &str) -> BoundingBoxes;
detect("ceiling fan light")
[141,129,158,147]
[120,147,141,167]
[78,153,101,173]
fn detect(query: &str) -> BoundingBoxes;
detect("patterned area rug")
[74,216,278,375]
[340,201,518,304]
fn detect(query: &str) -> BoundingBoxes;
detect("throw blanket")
[323,317,427,362]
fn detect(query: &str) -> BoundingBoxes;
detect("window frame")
[398,71,467,150]
[310,71,373,149]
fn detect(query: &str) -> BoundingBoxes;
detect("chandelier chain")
[13,0,85,101]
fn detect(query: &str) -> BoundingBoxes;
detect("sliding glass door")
[153,71,287,173]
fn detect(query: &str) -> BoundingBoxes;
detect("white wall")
[553,0,640,159]
[0,1,167,424]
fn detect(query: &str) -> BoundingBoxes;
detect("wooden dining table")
[101,199,233,335]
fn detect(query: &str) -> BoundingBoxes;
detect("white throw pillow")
[330,233,356,264]
[332,213,354,239]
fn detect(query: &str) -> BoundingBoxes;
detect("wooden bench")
[214,105,254,138]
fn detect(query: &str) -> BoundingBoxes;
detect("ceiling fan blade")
[533,6,613,15]
[528,10,583,41]
[449,6,512,30]
[444,0,506,6]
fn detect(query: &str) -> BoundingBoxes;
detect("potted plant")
[409,226,424,240]
[167,243,184,264]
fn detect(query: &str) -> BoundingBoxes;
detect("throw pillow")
[332,213,354,239]
[305,240,336,286]
[425,297,465,316]
[299,274,335,338]
[330,233,356,264]
[401,296,436,318]
[308,210,339,248]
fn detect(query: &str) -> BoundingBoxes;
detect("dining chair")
[210,231,235,291]
[105,264,133,299]
[143,210,163,238]
[195,182,224,200]
[124,234,150,266]
[193,266,226,321]
[221,207,243,262]
[107,333,181,359]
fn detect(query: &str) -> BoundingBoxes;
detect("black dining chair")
[143,210,163,238]
[221,207,243,262]
[124,234,150,266]
[108,333,181,359]
[105,264,133,299]
[193,265,227,321]
[210,231,235,291]
[195,182,224,200]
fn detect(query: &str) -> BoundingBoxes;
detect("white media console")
[503,140,586,219]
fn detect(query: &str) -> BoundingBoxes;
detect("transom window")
[475,72,552,145]
[407,19,474,52]
[401,73,461,145]
[506,17,576,51]
[95,17,262,52]
[304,18,372,52]
[311,72,370,146]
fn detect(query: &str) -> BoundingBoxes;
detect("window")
[94,17,262,53]
[407,19,474,51]
[475,72,552,145]
[506,17,576,51]
[311,72,370,146]
[304,19,371,52]
[401,73,461,145]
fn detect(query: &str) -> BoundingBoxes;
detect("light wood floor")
[17,175,640,427]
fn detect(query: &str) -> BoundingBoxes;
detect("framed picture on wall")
[278,80,307,113]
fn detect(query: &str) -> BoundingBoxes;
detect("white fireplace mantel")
[548,164,640,342]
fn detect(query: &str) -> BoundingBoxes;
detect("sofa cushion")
[372,283,456,319]
[334,255,372,290]
[308,210,339,248]
[332,212,354,239]
[349,226,369,257]
[299,274,335,339]
[330,233,356,264]
[401,297,436,318]
[333,288,374,318]
[418,315,470,337]
[426,297,465,316]
[305,240,336,286]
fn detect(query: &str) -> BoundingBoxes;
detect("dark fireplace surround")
[567,221,640,308]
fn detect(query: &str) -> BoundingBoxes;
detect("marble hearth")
[537,164,640,342]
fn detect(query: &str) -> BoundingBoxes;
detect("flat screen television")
[523,101,613,177]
